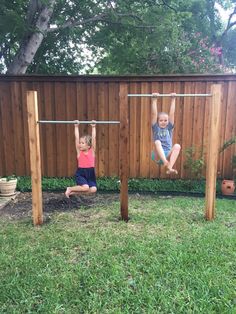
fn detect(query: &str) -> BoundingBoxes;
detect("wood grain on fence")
[0,74,235,179]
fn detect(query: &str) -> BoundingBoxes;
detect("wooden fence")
[0,74,235,179]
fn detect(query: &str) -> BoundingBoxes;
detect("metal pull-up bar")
[119,84,222,223]
[27,90,123,226]
[38,120,120,124]
[128,93,212,97]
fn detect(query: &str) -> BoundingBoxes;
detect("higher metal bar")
[38,120,120,124]
[127,93,212,97]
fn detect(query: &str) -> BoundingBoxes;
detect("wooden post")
[119,83,129,221]
[205,84,222,220]
[26,91,43,225]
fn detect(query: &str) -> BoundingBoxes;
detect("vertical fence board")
[87,83,98,173]
[10,82,25,175]
[65,82,77,175]
[172,81,183,175]
[222,81,236,178]
[76,82,88,139]
[6,82,16,174]
[54,82,67,176]
[108,83,120,176]
[181,82,195,178]
[129,82,141,178]
[192,82,206,177]
[21,82,32,175]
[0,82,11,174]
[139,82,151,177]
[42,82,56,176]
[0,82,5,174]
[97,82,109,176]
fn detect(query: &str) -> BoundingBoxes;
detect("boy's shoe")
[151,151,163,165]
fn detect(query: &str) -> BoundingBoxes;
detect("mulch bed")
[0,192,120,220]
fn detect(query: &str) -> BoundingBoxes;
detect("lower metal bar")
[38,120,120,124]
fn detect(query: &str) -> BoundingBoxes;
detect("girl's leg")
[89,186,97,193]
[154,140,169,167]
[166,144,181,174]
[65,184,90,198]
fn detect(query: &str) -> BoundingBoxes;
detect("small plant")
[0,175,17,181]
[220,136,236,180]
[184,146,205,179]
[232,155,236,179]
[219,136,236,153]
[4,175,17,181]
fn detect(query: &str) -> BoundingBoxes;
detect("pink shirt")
[77,149,95,168]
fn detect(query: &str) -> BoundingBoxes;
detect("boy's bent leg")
[154,140,169,167]
[167,144,181,173]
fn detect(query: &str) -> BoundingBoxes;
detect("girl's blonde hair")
[81,135,92,147]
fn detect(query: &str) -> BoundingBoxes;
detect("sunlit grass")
[0,196,235,313]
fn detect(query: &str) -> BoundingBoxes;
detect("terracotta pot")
[221,179,235,195]
[0,178,17,196]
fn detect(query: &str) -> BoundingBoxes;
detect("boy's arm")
[151,93,159,125]
[169,93,176,125]
[74,120,80,155]
[91,120,96,153]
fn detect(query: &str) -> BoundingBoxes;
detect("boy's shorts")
[151,150,170,165]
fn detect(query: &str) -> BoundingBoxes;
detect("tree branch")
[161,0,177,13]
[47,12,145,32]
[25,0,42,26]
[221,6,236,38]
[47,14,108,32]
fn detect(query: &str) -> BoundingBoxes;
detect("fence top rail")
[127,93,212,97]
[38,120,120,124]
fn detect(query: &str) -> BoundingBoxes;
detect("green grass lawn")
[0,195,235,313]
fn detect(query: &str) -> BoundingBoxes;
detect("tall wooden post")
[26,91,43,225]
[119,83,129,221]
[205,84,222,220]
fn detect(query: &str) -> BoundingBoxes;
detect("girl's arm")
[169,93,176,125]
[151,93,159,125]
[74,120,80,155]
[91,120,96,153]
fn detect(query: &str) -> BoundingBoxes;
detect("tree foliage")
[0,0,236,74]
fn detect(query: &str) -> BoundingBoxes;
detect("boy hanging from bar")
[151,93,181,174]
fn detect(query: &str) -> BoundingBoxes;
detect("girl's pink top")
[77,148,95,168]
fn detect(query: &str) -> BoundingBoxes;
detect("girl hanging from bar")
[65,120,97,197]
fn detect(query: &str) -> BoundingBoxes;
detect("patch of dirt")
[0,192,120,220]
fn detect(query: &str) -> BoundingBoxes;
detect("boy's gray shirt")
[152,122,174,151]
